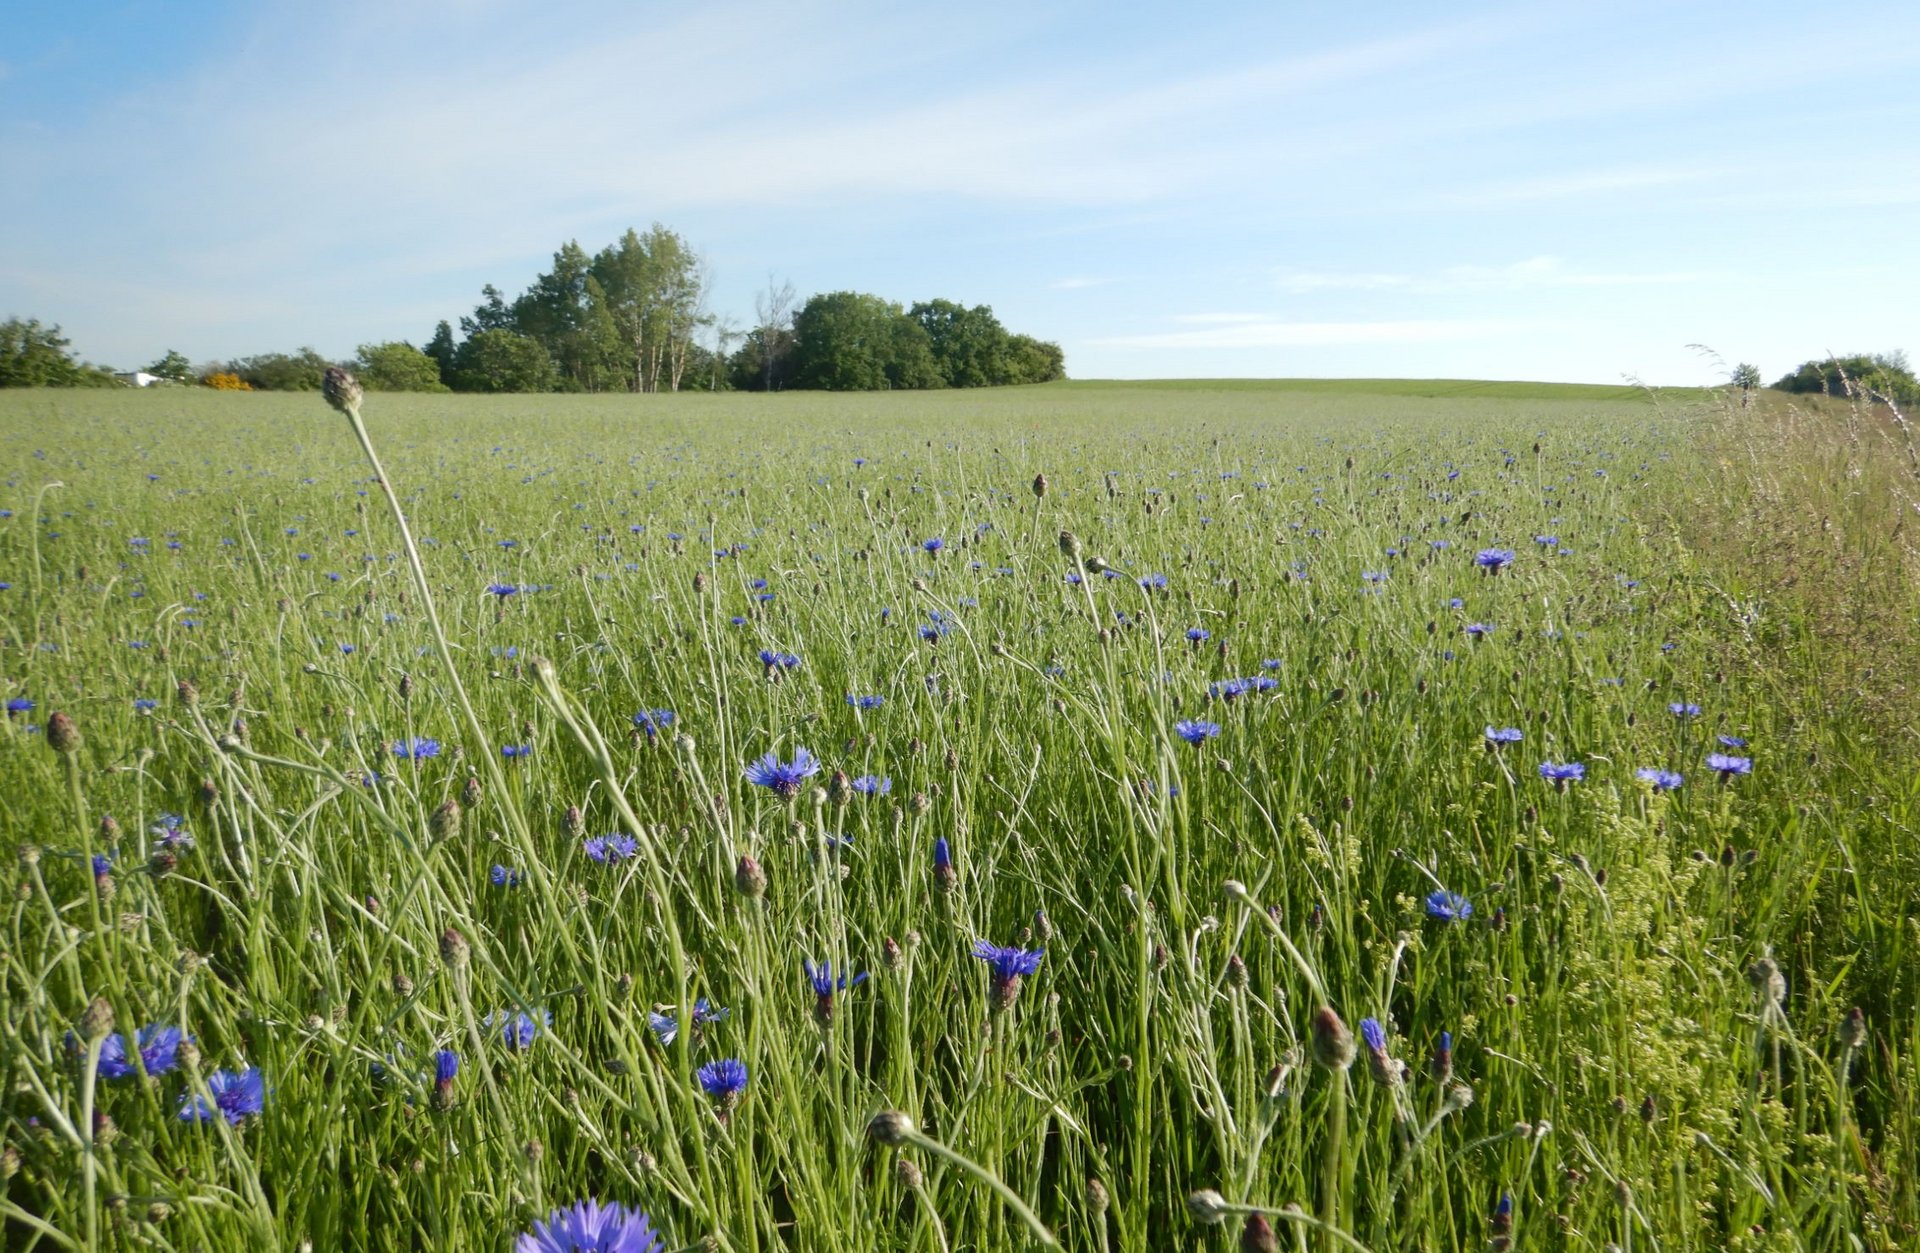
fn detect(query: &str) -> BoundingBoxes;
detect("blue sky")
[3,0,1917,384]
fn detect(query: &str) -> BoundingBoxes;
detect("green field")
[1,383,1913,1251]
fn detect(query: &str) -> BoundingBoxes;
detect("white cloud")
[1092,320,1514,349]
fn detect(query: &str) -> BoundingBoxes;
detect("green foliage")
[0,317,119,387]
[145,349,195,385]
[911,298,1011,387]
[1773,352,1917,405]
[449,328,557,393]
[1004,332,1066,384]
[1730,362,1761,391]
[424,321,457,388]
[211,347,337,392]
[789,291,942,390]
[727,326,795,391]
[354,341,450,393]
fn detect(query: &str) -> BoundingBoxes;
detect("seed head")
[1087,1177,1110,1215]
[428,798,461,842]
[734,854,767,899]
[1033,473,1049,498]
[1240,1213,1279,1253]
[1310,1006,1356,1070]
[867,1110,915,1146]
[46,711,80,753]
[439,926,470,970]
[895,1156,923,1189]
[1839,1007,1867,1049]
[1187,1189,1232,1226]
[322,366,363,416]
[80,995,116,1040]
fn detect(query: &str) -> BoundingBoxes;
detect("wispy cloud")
[1274,256,1709,295]
[1414,165,1733,210]
[1092,320,1515,350]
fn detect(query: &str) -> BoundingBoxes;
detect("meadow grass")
[0,382,1912,1251]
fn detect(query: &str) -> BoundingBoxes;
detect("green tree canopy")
[789,292,941,391]
[1773,353,1916,405]
[450,329,557,393]
[911,299,1012,387]
[355,341,449,392]
[423,321,457,387]
[0,318,118,387]
[145,349,194,384]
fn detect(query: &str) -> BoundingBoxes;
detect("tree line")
[1,224,1065,393]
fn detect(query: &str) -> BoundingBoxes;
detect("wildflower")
[1706,753,1752,777]
[1635,768,1683,792]
[734,854,767,899]
[1718,734,1748,748]
[1464,622,1494,639]
[1489,1192,1512,1240]
[179,1068,267,1125]
[93,1025,185,1080]
[1359,1017,1401,1087]
[1430,1030,1454,1084]
[933,837,956,892]
[490,864,524,887]
[392,737,440,760]
[92,853,114,878]
[583,834,639,864]
[921,537,944,553]
[1425,890,1472,922]
[133,698,157,711]
[1538,761,1585,786]
[430,1050,459,1112]
[1174,719,1221,746]
[487,583,519,597]
[515,1199,664,1253]
[851,775,890,796]
[647,999,728,1047]
[1668,702,1701,718]
[972,941,1044,1011]
[846,694,884,711]
[803,959,869,1026]
[696,1057,749,1107]
[6,697,34,715]
[1484,726,1523,746]
[1474,548,1515,571]
[1186,627,1211,644]
[758,649,801,675]
[745,748,820,799]
[632,709,675,735]
[501,744,531,759]
[490,1009,550,1050]
[1138,573,1168,590]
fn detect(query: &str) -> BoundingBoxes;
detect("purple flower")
[490,864,524,887]
[696,1057,749,1104]
[1138,573,1168,590]
[433,1049,460,1084]
[1464,622,1494,639]
[1186,627,1211,643]
[933,837,956,890]
[487,583,519,597]
[758,649,801,672]
[851,775,891,795]
[1718,735,1748,748]
[632,709,675,734]
[1474,548,1515,570]
[1636,768,1684,792]
[1484,726,1523,745]
[490,1009,550,1050]
[392,737,441,760]
[647,998,728,1047]
[1425,890,1472,921]
[501,744,531,759]
[1706,753,1752,777]
[515,1199,664,1253]
[846,694,884,711]
[745,748,820,799]
[1538,761,1585,784]
[583,834,639,864]
[1174,719,1221,746]
[179,1068,266,1124]
[1360,1017,1387,1052]
[1668,702,1701,718]
[922,537,944,553]
[94,1024,186,1080]
[972,941,1044,1011]
[7,697,34,715]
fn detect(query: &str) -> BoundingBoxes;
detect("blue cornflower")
[1474,548,1515,571]
[515,1199,664,1253]
[490,1009,550,1050]
[93,1024,186,1080]
[1636,768,1684,791]
[151,814,192,850]
[758,649,801,673]
[932,836,956,890]
[133,698,157,711]
[1718,734,1748,748]
[501,744,531,759]
[7,697,35,715]
[1360,1017,1386,1051]
[1539,761,1585,785]
[584,834,639,864]
[1464,622,1494,639]
[1425,890,1473,922]
[490,864,524,887]
[632,709,676,734]
[92,853,113,878]
[1447,597,1465,609]
[922,537,944,553]
[1706,753,1752,777]
[647,998,728,1047]
[1361,570,1388,584]
[972,941,1044,1010]
[338,643,354,654]
[433,1049,460,1084]
[1668,702,1701,718]
[1534,535,1558,547]
[392,737,440,760]
[1138,573,1169,590]
[803,959,868,1026]
[745,748,820,799]
[852,775,890,795]
[486,582,519,597]
[179,1068,267,1125]
[846,694,884,711]
[1173,720,1221,746]
[1186,627,1211,643]
[1210,677,1250,700]
[696,1057,749,1106]
[1484,726,1523,745]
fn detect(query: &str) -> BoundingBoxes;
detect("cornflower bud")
[1310,1007,1356,1070]
[46,712,80,754]
[439,926,470,970]
[735,854,767,899]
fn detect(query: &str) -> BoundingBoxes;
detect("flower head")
[1717,734,1748,749]
[846,694,884,711]
[1424,890,1472,922]
[515,1199,664,1253]
[179,1067,266,1125]
[696,1057,749,1105]
[1484,726,1523,745]
[433,1049,460,1083]
[392,737,441,760]
[1174,719,1221,746]
[584,834,639,864]
[745,748,820,799]
[1706,753,1753,777]
[851,774,890,796]
[1474,548,1515,571]
[1538,761,1585,784]
[647,998,728,1047]
[487,583,519,598]
[1636,768,1684,792]
[6,697,34,715]
[501,743,532,759]
[1186,627,1211,643]
[491,864,524,887]
[972,941,1044,1011]
[1668,702,1701,718]
[632,709,675,735]
[490,1009,550,1050]
[94,1024,185,1080]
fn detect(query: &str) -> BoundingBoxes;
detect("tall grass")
[0,383,1911,1250]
